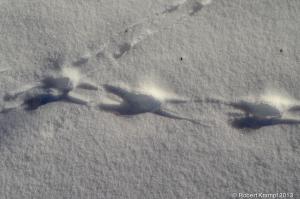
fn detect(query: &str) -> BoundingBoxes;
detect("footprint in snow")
[1,67,98,112]
[98,84,208,126]
[205,96,300,129]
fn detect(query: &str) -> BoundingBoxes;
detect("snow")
[0,0,299,198]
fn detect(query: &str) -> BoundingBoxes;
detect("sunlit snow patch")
[200,0,212,6]
[258,91,299,112]
[137,81,182,102]
[61,67,81,87]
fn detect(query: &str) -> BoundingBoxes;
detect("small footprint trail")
[205,96,300,129]
[4,0,210,93]
[73,0,212,76]
[98,84,209,126]
[104,0,210,54]
[2,0,212,113]
[1,67,98,112]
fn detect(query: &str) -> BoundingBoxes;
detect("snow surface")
[0,0,299,198]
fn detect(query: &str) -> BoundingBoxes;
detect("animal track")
[1,0,213,127]
[81,0,212,76]
[206,96,300,129]
[2,88,91,112]
[2,67,97,111]
[1,1,299,132]
[98,84,207,125]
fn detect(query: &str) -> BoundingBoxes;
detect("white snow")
[0,0,299,198]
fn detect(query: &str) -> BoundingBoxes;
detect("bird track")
[99,84,209,125]
[205,96,300,129]
[1,0,212,123]
[3,0,300,129]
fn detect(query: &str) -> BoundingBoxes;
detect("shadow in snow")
[1,89,89,112]
[287,105,300,112]
[206,96,300,129]
[22,90,63,110]
[230,116,300,130]
[24,92,89,111]
[190,1,203,16]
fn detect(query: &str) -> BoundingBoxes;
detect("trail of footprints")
[0,0,212,122]
[75,0,212,74]
[1,0,300,129]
